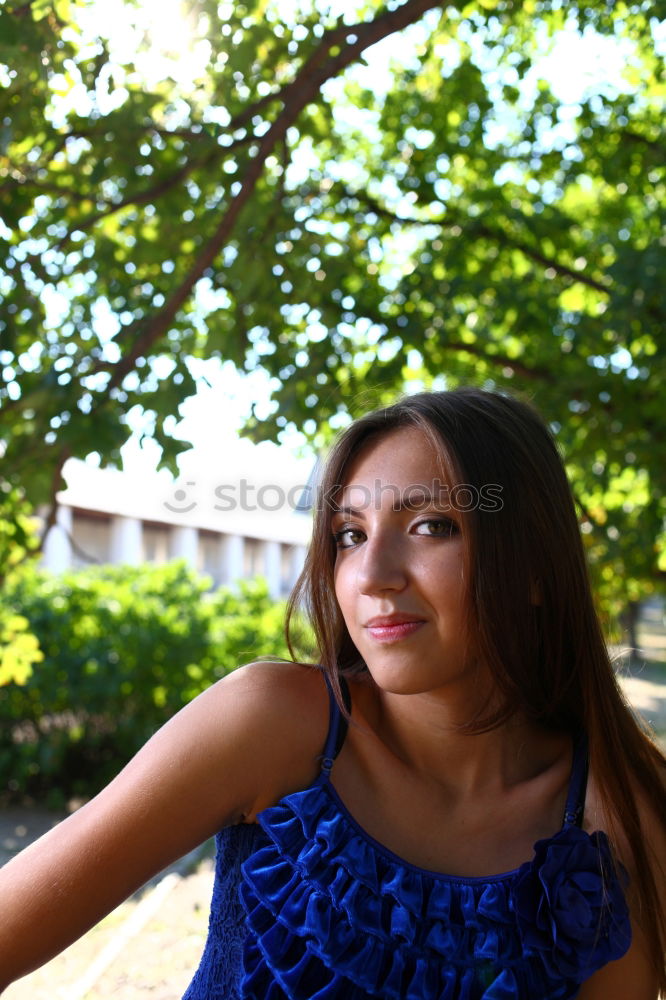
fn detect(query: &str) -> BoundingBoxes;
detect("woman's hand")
[0,660,327,990]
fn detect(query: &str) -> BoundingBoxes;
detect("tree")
[0,0,664,633]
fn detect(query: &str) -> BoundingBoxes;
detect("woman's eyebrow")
[331,504,363,517]
[332,489,452,517]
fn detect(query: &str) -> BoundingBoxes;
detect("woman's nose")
[355,532,407,594]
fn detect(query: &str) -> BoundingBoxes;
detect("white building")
[40,443,315,599]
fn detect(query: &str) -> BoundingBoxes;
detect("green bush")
[0,562,291,805]
[0,485,43,686]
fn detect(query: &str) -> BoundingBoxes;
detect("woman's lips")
[364,620,425,642]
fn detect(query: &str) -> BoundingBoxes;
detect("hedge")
[0,561,297,805]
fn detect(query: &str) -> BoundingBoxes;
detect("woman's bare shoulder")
[160,660,328,783]
[193,659,332,812]
[203,658,330,741]
[216,657,327,701]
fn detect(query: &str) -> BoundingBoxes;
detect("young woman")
[1,387,664,999]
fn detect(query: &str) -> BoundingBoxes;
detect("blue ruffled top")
[183,676,631,1000]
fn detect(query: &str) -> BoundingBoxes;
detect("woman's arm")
[0,660,328,991]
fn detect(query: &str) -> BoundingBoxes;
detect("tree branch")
[93,0,443,397]
[1,131,253,247]
[334,184,611,295]
[0,172,97,202]
[52,136,258,249]
[438,340,556,382]
[620,130,665,157]
[225,18,369,134]
[355,300,557,382]
[37,445,71,556]
[5,1,37,16]
[475,221,609,294]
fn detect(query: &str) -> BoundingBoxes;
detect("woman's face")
[331,425,481,697]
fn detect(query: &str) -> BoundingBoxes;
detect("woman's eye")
[414,518,458,537]
[332,527,364,549]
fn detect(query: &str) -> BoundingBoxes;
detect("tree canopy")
[1,0,664,641]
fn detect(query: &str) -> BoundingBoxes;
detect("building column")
[41,504,73,573]
[170,525,198,568]
[109,515,142,565]
[288,544,307,589]
[263,539,281,599]
[219,533,244,587]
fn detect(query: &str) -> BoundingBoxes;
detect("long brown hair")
[286,386,666,987]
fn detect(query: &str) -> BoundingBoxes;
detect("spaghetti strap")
[318,672,350,778]
[563,732,589,827]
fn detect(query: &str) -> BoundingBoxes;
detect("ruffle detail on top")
[238,782,599,1000]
